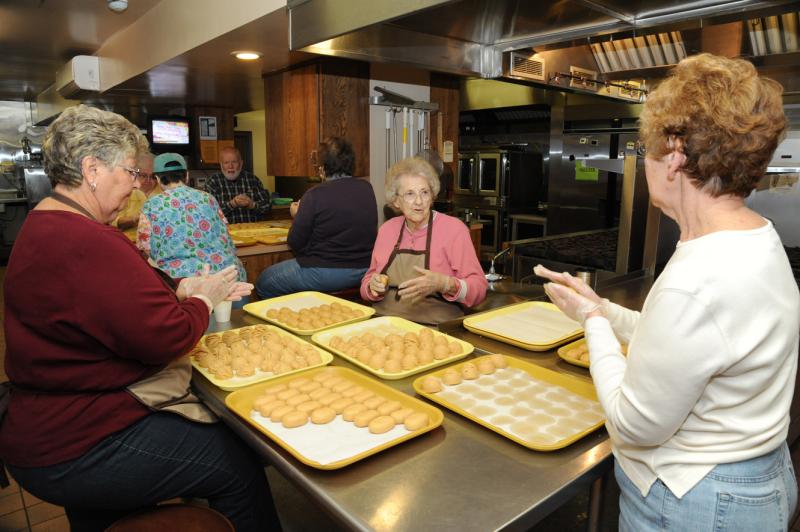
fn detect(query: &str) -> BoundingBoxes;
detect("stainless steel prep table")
[192,275,654,531]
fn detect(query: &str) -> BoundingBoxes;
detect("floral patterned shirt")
[137,184,246,281]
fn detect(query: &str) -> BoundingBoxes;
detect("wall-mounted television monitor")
[148,116,191,153]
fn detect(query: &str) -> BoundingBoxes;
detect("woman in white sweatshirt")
[538,53,799,531]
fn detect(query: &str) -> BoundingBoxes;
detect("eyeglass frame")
[398,188,433,204]
[118,165,143,182]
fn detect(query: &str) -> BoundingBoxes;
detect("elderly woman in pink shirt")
[360,157,487,324]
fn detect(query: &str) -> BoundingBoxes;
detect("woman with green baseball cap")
[138,152,249,307]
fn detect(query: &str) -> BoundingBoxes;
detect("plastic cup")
[213,300,232,322]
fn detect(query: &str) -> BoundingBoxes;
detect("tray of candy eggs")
[225,366,443,469]
[557,338,628,368]
[412,354,605,451]
[311,316,474,380]
[190,324,333,391]
[243,291,375,335]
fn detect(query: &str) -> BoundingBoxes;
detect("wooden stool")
[106,503,234,532]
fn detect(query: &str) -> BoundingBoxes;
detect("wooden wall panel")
[319,60,370,177]
[429,73,460,175]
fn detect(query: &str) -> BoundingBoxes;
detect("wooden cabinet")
[238,245,295,285]
[266,60,370,177]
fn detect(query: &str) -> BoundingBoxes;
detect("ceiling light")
[232,51,262,61]
[107,0,128,12]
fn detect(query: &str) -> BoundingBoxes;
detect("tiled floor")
[0,260,798,531]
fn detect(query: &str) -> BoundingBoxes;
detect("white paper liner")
[471,306,581,345]
[249,411,411,465]
[435,367,604,446]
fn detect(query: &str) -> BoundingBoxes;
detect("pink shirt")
[360,212,487,308]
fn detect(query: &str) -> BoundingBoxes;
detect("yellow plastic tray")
[191,324,333,391]
[413,355,605,451]
[225,366,443,469]
[311,316,474,380]
[557,338,628,369]
[244,291,375,335]
[254,234,287,245]
[229,224,290,239]
[463,301,583,351]
[557,338,590,368]
[231,236,258,247]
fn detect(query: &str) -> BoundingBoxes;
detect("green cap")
[153,153,187,173]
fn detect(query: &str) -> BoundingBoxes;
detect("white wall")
[234,109,272,191]
[369,65,430,224]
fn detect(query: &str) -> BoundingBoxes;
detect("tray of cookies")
[190,324,333,391]
[243,291,375,335]
[311,316,473,380]
[412,354,605,451]
[462,302,583,351]
[228,224,289,239]
[557,338,628,368]
[225,366,443,469]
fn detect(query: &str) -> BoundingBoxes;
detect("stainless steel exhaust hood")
[289,0,800,95]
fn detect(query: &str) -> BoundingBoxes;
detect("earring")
[89,181,97,192]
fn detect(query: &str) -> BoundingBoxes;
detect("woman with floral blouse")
[137,153,247,304]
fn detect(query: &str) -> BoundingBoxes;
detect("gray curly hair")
[384,157,441,204]
[43,104,149,188]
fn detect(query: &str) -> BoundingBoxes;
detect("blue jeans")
[616,442,797,532]
[7,413,280,532]
[255,259,366,299]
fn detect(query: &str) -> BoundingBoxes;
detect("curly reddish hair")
[639,53,786,197]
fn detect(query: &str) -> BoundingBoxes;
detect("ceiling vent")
[508,52,546,81]
[589,32,686,73]
[747,12,799,56]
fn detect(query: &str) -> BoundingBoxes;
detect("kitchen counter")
[192,273,656,531]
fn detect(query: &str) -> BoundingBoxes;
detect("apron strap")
[50,191,97,221]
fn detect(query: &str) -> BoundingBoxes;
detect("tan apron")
[126,357,217,423]
[373,217,463,325]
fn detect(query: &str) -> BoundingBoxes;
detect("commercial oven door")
[477,152,502,196]
[456,153,477,195]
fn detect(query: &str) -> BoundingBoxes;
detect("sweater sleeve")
[605,301,640,343]
[78,235,210,366]
[585,288,727,447]
[360,221,396,301]
[287,191,314,253]
[440,221,487,308]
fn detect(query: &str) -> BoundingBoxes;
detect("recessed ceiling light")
[232,51,262,61]
[107,0,128,12]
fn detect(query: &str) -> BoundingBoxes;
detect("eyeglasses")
[400,189,432,204]
[119,166,142,182]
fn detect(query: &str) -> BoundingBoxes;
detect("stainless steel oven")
[453,205,504,259]
[477,152,502,196]
[456,152,478,195]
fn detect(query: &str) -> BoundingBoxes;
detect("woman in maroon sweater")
[0,105,278,531]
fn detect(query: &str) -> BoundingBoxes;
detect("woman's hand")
[397,267,453,302]
[543,282,603,325]
[176,265,238,311]
[289,201,300,218]
[369,273,388,297]
[227,281,254,301]
[534,265,607,308]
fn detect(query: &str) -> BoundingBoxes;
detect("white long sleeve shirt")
[585,221,799,498]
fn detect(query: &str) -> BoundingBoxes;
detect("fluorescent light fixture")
[232,51,262,61]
